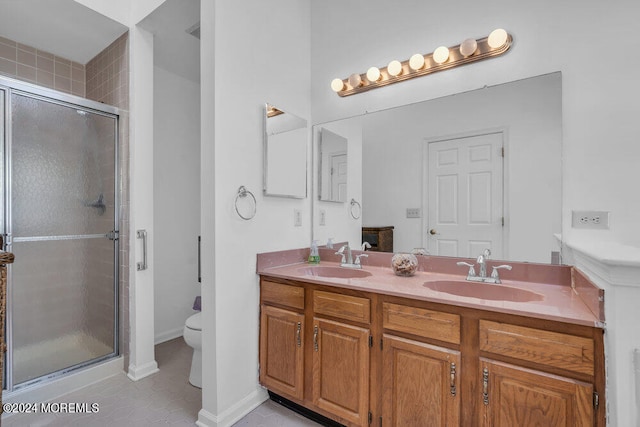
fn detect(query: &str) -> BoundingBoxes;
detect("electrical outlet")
[406,208,421,218]
[319,209,326,226]
[571,210,609,229]
[294,209,302,227]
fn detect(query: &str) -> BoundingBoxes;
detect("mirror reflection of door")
[425,131,504,258]
[330,152,347,202]
[319,128,348,202]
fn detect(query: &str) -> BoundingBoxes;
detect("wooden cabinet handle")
[482,367,489,405]
[296,322,302,348]
[450,362,457,396]
[313,325,319,352]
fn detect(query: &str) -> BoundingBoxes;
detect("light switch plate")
[406,208,421,218]
[294,209,302,227]
[319,209,326,226]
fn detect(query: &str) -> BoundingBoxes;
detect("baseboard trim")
[155,327,184,345]
[196,387,268,427]
[127,360,159,381]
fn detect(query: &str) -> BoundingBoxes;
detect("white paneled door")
[424,132,504,258]
[331,153,348,202]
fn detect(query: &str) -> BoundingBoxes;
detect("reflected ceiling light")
[348,73,363,88]
[366,66,381,82]
[331,78,345,92]
[330,29,512,97]
[488,28,508,49]
[387,60,403,77]
[433,46,450,64]
[459,38,478,57]
[409,54,426,71]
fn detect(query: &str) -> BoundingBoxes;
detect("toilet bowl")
[183,312,202,388]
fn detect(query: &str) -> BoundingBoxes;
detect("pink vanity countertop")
[257,250,604,328]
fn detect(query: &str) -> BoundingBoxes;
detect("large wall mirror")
[312,72,562,264]
[263,103,308,198]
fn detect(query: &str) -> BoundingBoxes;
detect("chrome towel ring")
[350,198,361,219]
[235,186,257,220]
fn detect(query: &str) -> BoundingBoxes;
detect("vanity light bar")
[331,29,513,97]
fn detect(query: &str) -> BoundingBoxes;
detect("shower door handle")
[198,235,201,283]
[137,229,148,271]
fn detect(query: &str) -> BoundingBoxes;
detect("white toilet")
[183,312,202,388]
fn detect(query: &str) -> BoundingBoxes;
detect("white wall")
[361,73,561,263]
[199,1,312,425]
[153,66,201,344]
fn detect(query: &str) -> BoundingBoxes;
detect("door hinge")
[593,391,599,410]
[501,217,504,227]
[368,411,372,425]
[369,335,373,348]
[501,147,504,157]
[380,338,384,350]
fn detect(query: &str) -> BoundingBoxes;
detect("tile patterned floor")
[3,338,320,426]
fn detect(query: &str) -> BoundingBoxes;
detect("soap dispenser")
[308,240,320,264]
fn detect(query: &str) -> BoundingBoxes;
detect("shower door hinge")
[106,230,119,241]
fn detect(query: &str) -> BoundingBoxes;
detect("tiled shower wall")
[0,36,85,97]
[0,32,131,365]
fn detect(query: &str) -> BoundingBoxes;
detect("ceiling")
[0,0,128,64]
[139,0,200,83]
[0,0,200,83]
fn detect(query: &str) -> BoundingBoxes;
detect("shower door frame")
[0,75,121,393]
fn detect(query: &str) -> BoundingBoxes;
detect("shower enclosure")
[0,76,119,391]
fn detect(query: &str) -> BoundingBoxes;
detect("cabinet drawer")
[383,302,460,345]
[261,280,304,310]
[479,320,594,376]
[313,291,370,323]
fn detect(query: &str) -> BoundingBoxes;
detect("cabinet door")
[382,335,461,427]
[480,359,593,427]
[312,317,370,426]
[259,305,304,399]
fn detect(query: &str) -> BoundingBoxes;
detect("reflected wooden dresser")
[361,226,394,252]
[0,250,15,417]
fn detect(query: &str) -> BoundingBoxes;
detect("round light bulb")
[387,60,403,77]
[348,73,362,88]
[409,54,425,71]
[459,38,478,57]
[331,78,345,92]
[488,28,508,49]
[366,67,381,82]
[433,46,450,64]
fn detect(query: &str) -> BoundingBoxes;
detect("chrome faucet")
[456,248,512,284]
[336,244,353,265]
[335,244,367,269]
[476,248,491,279]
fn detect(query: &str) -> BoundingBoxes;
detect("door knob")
[429,229,438,235]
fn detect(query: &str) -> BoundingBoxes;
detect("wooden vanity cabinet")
[381,302,462,426]
[479,359,593,427]
[477,319,599,427]
[259,276,604,427]
[311,290,372,426]
[259,281,305,400]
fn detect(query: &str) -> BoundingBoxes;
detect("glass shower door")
[7,91,118,387]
